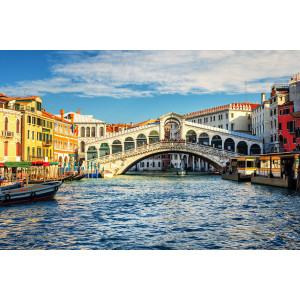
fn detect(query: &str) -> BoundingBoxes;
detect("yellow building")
[12,96,54,162]
[43,110,78,167]
[0,94,22,162]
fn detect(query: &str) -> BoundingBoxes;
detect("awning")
[4,161,31,168]
[0,163,4,167]
[31,161,50,166]
[50,162,59,165]
[69,154,78,157]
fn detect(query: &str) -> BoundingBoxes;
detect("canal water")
[1,175,300,250]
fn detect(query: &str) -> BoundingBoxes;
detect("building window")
[32,117,36,125]
[32,147,35,157]
[32,131,35,140]
[81,127,85,137]
[16,119,20,133]
[231,113,234,118]
[27,130,30,139]
[279,123,282,130]
[81,141,85,152]
[86,127,90,137]
[27,115,31,124]
[4,117,8,131]
[147,162,149,168]
[4,142,8,156]
[91,127,96,137]
[99,127,104,136]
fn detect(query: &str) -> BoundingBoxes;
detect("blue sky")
[1,50,300,124]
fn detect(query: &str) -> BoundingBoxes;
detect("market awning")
[50,162,59,165]
[0,163,4,167]
[31,161,50,166]
[4,161,31,168]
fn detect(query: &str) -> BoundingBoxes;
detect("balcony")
[43,140,52,147]
[15,105,36,113]
[1,130,14,138]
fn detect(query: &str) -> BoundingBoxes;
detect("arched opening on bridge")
[164,118,180,140]
[124,137,135,150]
[224,138,235,152]
[250,144,261,155]
[80,141,85,153]
[199,132,209,145]
[99,143,110,157]
[112,140,122,154]
[149,130,159,144]
[87,146,98,160]
[186,130,197,143]
[211,135,222,149]
[136,134,147,147]
[237,141,248,155]
[121,150,223,175]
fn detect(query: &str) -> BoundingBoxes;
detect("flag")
[71,124,74,133]
[74,125,78,135]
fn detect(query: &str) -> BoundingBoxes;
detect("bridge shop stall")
[223,152,300,190]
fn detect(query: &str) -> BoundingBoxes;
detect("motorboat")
[0,181,22,191]
[0,181,63,206]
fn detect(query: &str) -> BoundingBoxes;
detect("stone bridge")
[83,112,262,175]
[86,141,245,175]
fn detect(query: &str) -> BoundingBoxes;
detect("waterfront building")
[268,84,289,152]
[43,110,78,166]
[59,110,106,163]
[289,73,300,112]
[278,101,296,152]
[252,93,271,153]
[0,95,22,162]
[185,102,259,134]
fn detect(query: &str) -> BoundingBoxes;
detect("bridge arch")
[120,149,224,174]
[186,130,197,143]
[124,137,135,150]
[87,146,98,160]
[137,134,147,147]
[99,143,110,157]
[149,130,159,144]
[112,140,122,153]
[211,135,222,149]
[250,143,261,155]
[237,141,248,155]
[199,132,209,145]
[224,138,235,152]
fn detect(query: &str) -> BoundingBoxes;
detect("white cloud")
[1,50,300,98]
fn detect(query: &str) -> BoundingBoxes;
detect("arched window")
[81,141,85,153]
[86,127,90,137]
[81,127,85,137]
[99,127,104,137]
[16,142,21,156]
[4,117,8,131]
[4,141,8,156]
[16,119,20,134]
[91,127,95,137]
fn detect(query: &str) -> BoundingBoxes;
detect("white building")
[252,93,271,153]
[59,109,107,162]
[185,102,258,134]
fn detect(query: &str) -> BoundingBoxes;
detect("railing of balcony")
[1,130,14,137]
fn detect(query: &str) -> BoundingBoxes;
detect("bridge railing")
[185,121,262,141]
[86,141,244,164]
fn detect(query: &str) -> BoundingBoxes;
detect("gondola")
[28,179,54,184]
[72,172,85,180]
[0,181,63,206]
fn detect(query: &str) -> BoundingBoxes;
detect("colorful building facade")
[0,95,22,162]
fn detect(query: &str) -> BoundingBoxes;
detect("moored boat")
[73,172,85,180]
[0,181,63,206]
[0,181,22,191]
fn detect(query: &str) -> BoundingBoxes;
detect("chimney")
[261,93,265,103]
[77,109,81,114]
[70,113,74,124]
[130,122,133,127]
[60,109,64,121]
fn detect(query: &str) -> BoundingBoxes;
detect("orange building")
[42,110,78,167]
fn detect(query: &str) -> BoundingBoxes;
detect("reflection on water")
[1,175,300,249]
